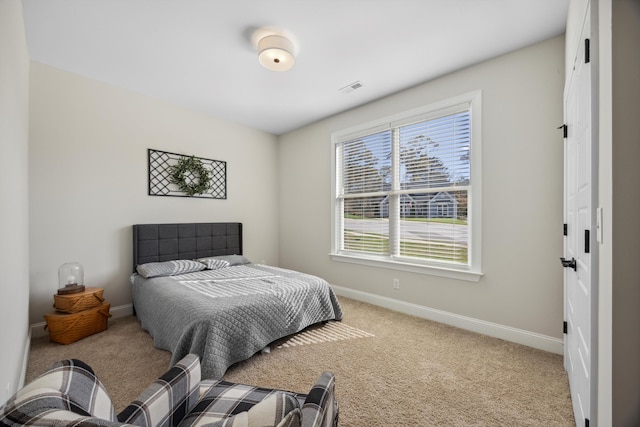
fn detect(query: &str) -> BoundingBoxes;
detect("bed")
[131,222,343,380]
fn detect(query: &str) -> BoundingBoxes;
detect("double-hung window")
[331,91,482,281]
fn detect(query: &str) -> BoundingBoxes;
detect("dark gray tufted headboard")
[132,222,242,271]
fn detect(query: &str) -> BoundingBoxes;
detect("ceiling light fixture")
[252,28,297,72]
[258,35,295,71]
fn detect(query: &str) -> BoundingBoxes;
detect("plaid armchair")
[0,354,338,427]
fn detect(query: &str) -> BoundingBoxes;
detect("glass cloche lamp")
[58,262,85,295]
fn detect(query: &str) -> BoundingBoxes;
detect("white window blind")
[333,92,481,278]
[338,130,392,256]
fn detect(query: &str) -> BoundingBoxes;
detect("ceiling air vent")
[339,81,363,94]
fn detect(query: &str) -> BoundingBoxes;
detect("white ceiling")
[21,0,568,135]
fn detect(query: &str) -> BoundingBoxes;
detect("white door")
[563,5,596,426]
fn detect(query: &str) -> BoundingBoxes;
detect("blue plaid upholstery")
[117,354,200,427]
[1,355,337,427]
[0,359,118,426]
[178,373,337,427]
[301,372,337,427]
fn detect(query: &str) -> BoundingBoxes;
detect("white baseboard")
[30,303,134,339]
[19,328,31,389]
[331,285,564,355]
[110,303,134,319]
[29,294,563,355]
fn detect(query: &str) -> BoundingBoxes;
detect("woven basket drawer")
[54,287,104,313]
[44,303,111,345]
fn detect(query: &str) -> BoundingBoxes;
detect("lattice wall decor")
[148,149,227,199]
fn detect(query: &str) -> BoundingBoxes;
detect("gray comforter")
[131,264,343,379]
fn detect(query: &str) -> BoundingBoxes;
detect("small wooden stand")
[45,287,110,344]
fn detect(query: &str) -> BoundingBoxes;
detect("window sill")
[329,253,483,282]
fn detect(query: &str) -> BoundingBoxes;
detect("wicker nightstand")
[44,287,111,344]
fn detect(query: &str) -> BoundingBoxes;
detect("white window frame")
[330,91,482,282]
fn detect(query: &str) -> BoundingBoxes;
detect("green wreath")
[169,156,212,196]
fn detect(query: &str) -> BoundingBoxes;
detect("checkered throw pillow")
[178,391,300,427]
[117,354,201,427]
[0,359,117,426]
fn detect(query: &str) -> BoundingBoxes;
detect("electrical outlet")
[393,279,400,290]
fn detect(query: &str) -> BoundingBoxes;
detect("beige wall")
[278,36,565,340]
[28,63,280,325]
[0,0,31,404]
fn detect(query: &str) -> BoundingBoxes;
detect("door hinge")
[563,224,568,236]
[558,124,568,138]
[585,230,590,253]
[563,321,568,334]
[560,257,577,271]
[585,38,590,63]
[585,418,590,427]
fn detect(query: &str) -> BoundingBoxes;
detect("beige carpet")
[27,297,575,426]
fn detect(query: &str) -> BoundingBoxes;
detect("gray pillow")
[198,255,251,267]
[137,260,206,278]
[197,258,230,270]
